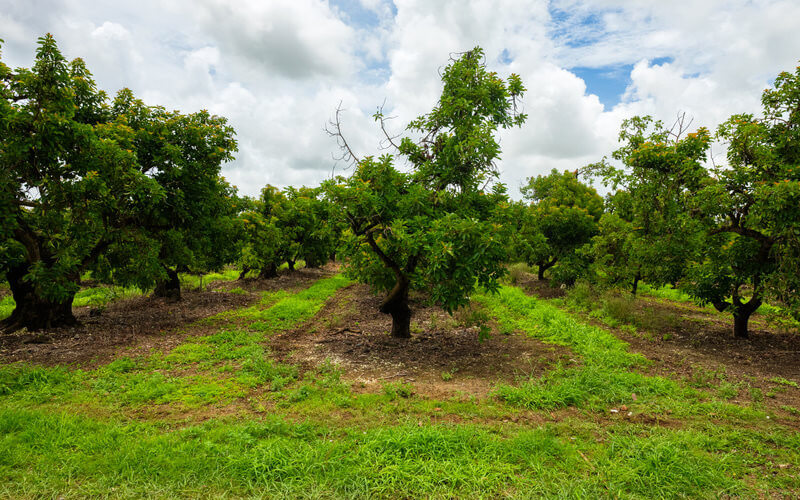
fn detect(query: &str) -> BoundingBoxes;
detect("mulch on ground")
[270,283,571,399]
[0,266,334,368]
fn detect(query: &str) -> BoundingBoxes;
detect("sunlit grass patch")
[477,286,753,415]
[180,268,240,290]
[4,406,794,498]
[0,294,15,321]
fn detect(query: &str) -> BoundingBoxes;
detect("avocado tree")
[0,35,237,332]
[281,186,338,270]
[325,48,525,338]
[516,169,603,281]
[587,115,711,294]
[99,89,239,300]
[684,63,800,338]
[237,185,290,279]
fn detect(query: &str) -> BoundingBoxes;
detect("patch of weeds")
[639,283,694,302]
[0,364,80,400]
[780,405,800,416]
[441,371,454,382]
[749,386,764,404]
[600,292,638,326]
[238,355,297,390]
[453,303,491,340]
[180,269,240,291]
[382,382,415,400]
[688,365,727,389]
[564,280,594,311]
[717,381,741,400]
[769,377,799,389]
[761,305,800,334]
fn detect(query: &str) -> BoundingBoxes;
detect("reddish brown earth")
[0,267,332,368]
[270,282,572,399]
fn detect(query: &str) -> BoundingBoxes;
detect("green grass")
[1,275,799,498]
[180,268,241,290]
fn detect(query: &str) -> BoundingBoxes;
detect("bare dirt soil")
[0,267,333,368]
[270,283,572,399]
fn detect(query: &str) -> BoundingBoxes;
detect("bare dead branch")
[375,99,402,153]
[667,112,694,141]
[324,100,360,168]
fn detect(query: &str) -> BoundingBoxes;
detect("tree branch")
[365,229,402,280]
[375,100,402,153]
[325,101,360,168]
[710,225,772,243]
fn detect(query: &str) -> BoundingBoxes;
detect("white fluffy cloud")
[1,0,799,197]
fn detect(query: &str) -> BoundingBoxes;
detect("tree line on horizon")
[2,35,798,340]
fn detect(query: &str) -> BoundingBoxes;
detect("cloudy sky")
[2,0,799,197]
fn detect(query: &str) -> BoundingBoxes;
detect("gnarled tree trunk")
[153,267,181,301]
[379,277,411,338]
[732,295,762,339]
[537,258,556,281]
[287,259,296,272]
[1,263,77,334]
[238,266,250,280]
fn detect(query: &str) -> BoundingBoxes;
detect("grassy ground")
[1,274,799,498]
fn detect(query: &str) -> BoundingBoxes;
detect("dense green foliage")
[513,169,602,283]
[680,65,800,337]
[587,116,711,295]
[0,35,237,331]
[238,185,339,279]
[326,47,525,337]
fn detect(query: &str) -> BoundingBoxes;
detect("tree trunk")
[153,267,181,301]
[258,263,278,279]
[631,272,642,296]
[732,296,761,339]
[1,264,77,333]
[238,266,250,280]
[287,260,295,272]
[537,258,556,281]
[379,278,412,339]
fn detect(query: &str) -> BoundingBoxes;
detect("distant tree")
[0,35,237,333]
[516,169,603,281]
[238,186,289,280]
[282,186,338,270]
[683,63,800,338]
[326,47,525,338]
[587,115,711,294]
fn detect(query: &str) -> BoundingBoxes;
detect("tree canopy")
[681,64,800,337]
[0,35,237,332]
[515,169,602,282]
[326,48,525,338]
[588,115,711,294]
